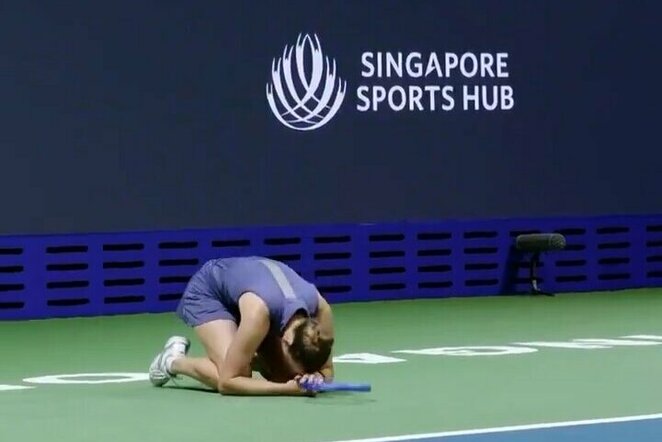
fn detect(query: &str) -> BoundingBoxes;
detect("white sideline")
[329,413,662,441]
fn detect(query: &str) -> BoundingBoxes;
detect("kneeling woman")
[148,256,335,396]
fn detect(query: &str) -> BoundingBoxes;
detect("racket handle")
[300,379,372,392]
[320,381,372,392]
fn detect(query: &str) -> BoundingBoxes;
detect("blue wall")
[2,215,662,320]
[1,0,661,235]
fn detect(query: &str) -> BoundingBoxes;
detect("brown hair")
[288,317,334,373]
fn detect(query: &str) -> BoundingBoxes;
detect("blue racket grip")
[319,381,372,392]
[300,379,372,392]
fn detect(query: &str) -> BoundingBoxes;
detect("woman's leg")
[170,319,251,391]
[170,357,219,389]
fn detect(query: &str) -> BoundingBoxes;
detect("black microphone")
[515,233,566,252]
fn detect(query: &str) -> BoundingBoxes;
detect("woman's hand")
[293,372,325,394]
[284,378,317,396]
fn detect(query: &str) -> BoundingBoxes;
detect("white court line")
[0,385,34,391]
[330,413,662,442]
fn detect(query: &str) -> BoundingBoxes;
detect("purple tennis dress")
[176,256,319,333]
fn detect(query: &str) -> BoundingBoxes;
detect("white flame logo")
[266,34,346,131]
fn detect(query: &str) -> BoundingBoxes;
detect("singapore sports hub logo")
[266,33,346,131]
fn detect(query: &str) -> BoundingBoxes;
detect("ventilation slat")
[417,249,451,257]
[556,259,586,267]
[565,244,586,251]
[370,283,406,290]
[158,241,198,250]
[556,275,587,283]
[0,247,23,256]
[598,273,630,281]
[104,278,144,287]
[212,239,250,248]
[418,281,452,288]
[0,301,24,309]
[464,247,497,255]
[159,259,199,267]
[369,234,405,242]
[317,285,351,293]
[159,276,191,284]
[417,232,451,241]
[419,265,451,273]
[46,245,88,254]
[264,237,301,245]
[0,284,25,292]
[598,242,630,250]
[598,257,630,265]
[103,243,144,252]
[465,263,498,271]
[104,261,144,269]
[314,252,351,260]
[370,250,405,258]
[315,269,351,277]
[47,281,89,289]
[370,267,405,275]
[266,254,301,262]
[47,298,89,307]
[464,231,497,239]
[597,226,629,235]
[465,279,498,287]
[314,235,351,244]
[104,295,145,304]
[47,263,88,271]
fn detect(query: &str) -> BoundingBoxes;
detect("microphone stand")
[529,252,554,296]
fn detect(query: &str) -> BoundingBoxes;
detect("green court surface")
[2,289,662,442]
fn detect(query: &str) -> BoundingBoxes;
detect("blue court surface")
[334,414,662,442]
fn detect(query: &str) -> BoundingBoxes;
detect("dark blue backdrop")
[1,0,660,235]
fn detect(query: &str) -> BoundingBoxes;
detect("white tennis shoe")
[149,336,190,387]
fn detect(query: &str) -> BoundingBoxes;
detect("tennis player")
[148,256,335,396]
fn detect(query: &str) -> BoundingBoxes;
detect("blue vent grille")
[1,215,661,320]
